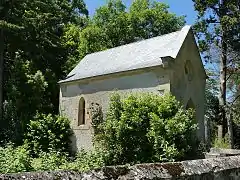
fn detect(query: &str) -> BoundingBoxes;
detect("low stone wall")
[1,156,240,179]
[205,148,240,158]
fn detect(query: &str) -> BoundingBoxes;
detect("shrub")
[0,144,105,173]
[97,92,198,165]
[60,149,105,172]
[213,135,231,149]
[31,151,68,171]
[0,144,32,173]
[25,113,72,155]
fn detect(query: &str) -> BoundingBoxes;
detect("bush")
[31,149,105,172]
[0,144,32,173]
[0,143,105,173]
[96,92,197,165]
[31,151,68,171]
[25,113,72,155]
[213,135,231,149]
[0,112,106,174]
[61,149,105,172]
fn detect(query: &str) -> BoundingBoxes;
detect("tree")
[0,0,25,141]
[75,0,185,61]
[0,26,4,123]
[193,0,240,140]
[1,0,88,143]
[0,0,24,124]
[205,70,220,144]
[128,0,185,40]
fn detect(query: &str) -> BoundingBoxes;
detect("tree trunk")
[227,111,234,148]
[219,32,227,137]
[219,37,234,146]
[218,0,231,140]
[218,0,234,146]
[0,29,3,121]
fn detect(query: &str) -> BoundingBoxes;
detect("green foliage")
[31,151,68,171]
[204,71,220,145]
[193,0,240,147]
[193,0,240,55]
[213,135,231,149]
[0,144,105,173]
[74,0,185,60]
[0,144,32,173]
[129,0,185,39]
[25,114,72,155]
[61,149,105,172]
[205,76,219,122]
[77,25,108,59]
[97,93,197,165]
[1,0,88,144]
[148,107,197,162]
[3,57,49,141]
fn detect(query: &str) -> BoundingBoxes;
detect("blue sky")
[84,0,197,25]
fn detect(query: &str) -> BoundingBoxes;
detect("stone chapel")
[59,25,207,151]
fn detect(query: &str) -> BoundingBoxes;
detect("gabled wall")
[59,66,170,151]
[169,30,206,141]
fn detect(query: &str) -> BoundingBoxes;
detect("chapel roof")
[60,25,192,83]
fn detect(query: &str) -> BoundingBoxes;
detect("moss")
[161,163,184,177]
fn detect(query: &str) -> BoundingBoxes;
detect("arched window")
[78,97,85,125]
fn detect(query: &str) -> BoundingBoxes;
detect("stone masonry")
[1,156,240,179]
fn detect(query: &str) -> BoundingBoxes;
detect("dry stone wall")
[1,156,240,179]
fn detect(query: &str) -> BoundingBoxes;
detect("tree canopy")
[193,0,240,142]
[63,0,185,72]
[0,0,88,143]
